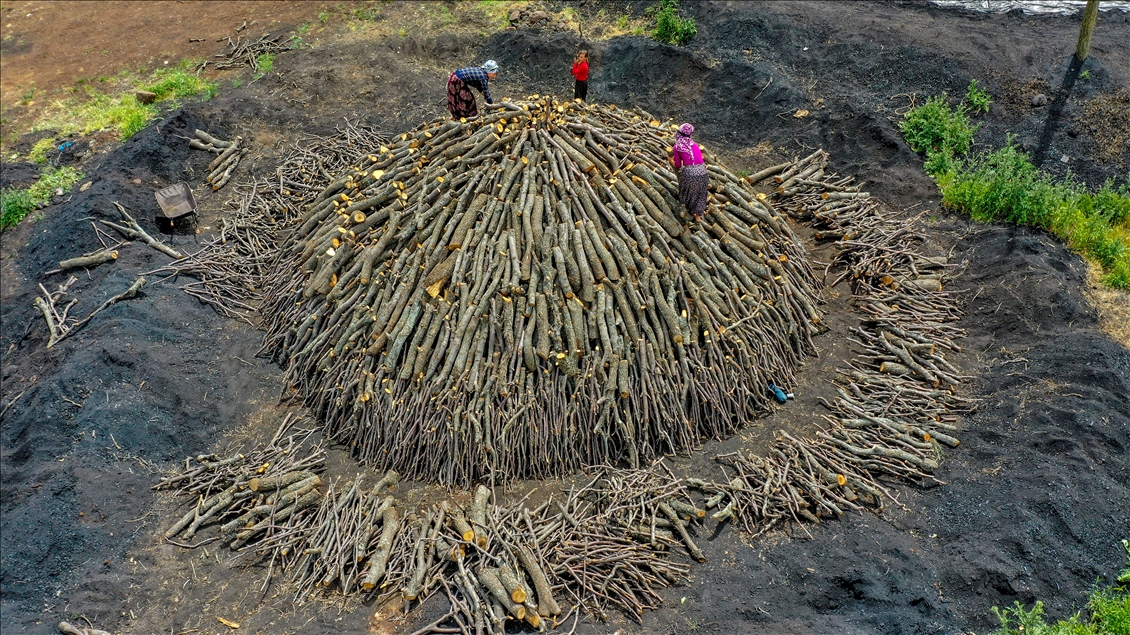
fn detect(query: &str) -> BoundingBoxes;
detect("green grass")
[28,137,56,164]
[901,83,1130,289]
[0,165,83,229]
[30,62,216,143]
[142,66,216,101]
[648,0,697,45]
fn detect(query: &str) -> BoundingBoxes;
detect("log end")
[461,530,475,542]
[511,589,527,604]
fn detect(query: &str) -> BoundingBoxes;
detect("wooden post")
[1075,0,1100,61]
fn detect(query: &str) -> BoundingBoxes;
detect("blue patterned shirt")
[454,67,494,104]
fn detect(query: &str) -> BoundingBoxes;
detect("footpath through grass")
[901,83,1130,289]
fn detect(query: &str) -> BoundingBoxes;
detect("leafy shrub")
[650,0,697,45]
[964,79,992,113]
[900,95,977,157]
[0,188,35,229]
[255,53,275,74]
[936,141,1130,289]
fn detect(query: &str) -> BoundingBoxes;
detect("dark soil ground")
[2,2,1128,634]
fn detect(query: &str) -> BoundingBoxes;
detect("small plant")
[1080,69,1092,80]
[230,78,244,88]
[617,15,630,29]
[350,6,379,21]
[1119,539,1130,584]
[964,79,992,113]
[0,188,34,229]
[900,94,978,158]
[298,22,310,34]
[255,53,275,74]
[398,27,408,38]
[649,0,697,45]
[737,169,750,177]
[318,10,329,24]
[19,86,35,105]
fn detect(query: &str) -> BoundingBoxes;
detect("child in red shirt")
[571,50,589,101]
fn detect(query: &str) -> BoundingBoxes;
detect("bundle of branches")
[692,152,972,536]
[155,414,327,553]
[260,98,822,485]
[213,31,288,72]
[188,129,247,191]
[272,462,700,633]
[153,122,389,323]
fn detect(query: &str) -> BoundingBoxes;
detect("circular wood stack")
[261,97,823,485]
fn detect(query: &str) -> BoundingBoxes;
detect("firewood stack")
[259,97,824,486]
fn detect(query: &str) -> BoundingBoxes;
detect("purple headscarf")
[673,123,696,157]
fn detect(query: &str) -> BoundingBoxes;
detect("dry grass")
[1086,261,1130,348]
[1080,87,1130,165]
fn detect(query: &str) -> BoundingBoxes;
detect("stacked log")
[189,129,247,191]
[259,98,823,485]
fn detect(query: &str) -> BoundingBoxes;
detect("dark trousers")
[574,80,588,101]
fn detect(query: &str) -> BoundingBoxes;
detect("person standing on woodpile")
[672,123,708,222]
[571,49,589,101]
[447,60,499,120]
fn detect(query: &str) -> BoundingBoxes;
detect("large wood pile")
[156,146,974,634]
[259,98,822,485]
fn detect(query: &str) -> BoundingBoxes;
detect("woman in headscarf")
[447,60,499,120]
[671,123,708,222]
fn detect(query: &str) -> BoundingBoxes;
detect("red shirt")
[571,60,589,82]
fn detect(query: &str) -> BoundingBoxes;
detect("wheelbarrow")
[154,182,198,234]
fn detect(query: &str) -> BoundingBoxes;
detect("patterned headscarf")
[673,122,696,157]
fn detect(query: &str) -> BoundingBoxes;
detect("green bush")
[0,165,83,229]
[255,53,275,74]
[900,95,977,157]
[934,142,1130,289]
[650,0,697,45]
[0,188,35,229]
[901,84,1130,290]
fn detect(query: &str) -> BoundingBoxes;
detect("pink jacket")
[672,142,703,169]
